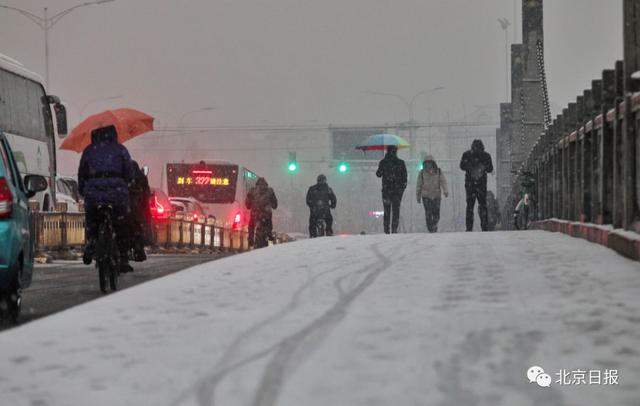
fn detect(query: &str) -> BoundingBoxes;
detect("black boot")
[83,241,95,265]
[133,243,147,262]
[120,257,133,273]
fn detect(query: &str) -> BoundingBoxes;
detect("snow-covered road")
[1,231,639,406]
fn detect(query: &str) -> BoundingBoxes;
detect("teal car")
[0,131,47,322]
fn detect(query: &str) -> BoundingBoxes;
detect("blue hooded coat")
[77,125,133,213]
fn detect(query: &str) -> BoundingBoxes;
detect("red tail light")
[155,196,165,215]
[233,212,241,229]
[150,195,168,219]
[0,177,13,218]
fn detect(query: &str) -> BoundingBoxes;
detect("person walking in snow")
[306,174,337,237]
[127,160,151,261]
[376,145,407,234]
[416,155,448,233]
[459,139,493,232]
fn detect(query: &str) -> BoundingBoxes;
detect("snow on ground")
[1,231,640,406]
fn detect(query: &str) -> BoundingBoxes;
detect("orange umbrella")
[61,108,154,153]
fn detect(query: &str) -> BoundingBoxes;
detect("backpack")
[469,160,486,180]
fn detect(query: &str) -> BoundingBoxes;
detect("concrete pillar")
[623,0,640,229]
[510,44,525,171]
[576,96,585,221]
[567,103,578,220]
[520,0,545,164]
[600,71,615,225]
[613,61,625,228]
[554,115,563,218]
[497,103,513,206]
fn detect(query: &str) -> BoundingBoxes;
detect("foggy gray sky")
[0,0,622,126]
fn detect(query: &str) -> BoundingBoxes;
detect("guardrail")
[32,211,252,253]
[512,2,640,234]
[515,63,639,231]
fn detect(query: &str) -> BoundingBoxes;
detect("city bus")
[165,161,259,228]
[0,53,68,211]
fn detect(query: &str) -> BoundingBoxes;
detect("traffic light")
[287,152,298,173]
[337,161,350,174]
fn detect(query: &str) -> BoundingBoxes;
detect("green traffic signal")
[288,162,298,173]
[338,161,349,174]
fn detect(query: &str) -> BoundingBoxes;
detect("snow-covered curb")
[532,219,640,260]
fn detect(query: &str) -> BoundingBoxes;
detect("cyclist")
[78,125,134,272]
[245,177,278,247]
[306,174,337,237]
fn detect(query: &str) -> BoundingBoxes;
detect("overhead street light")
[0,0,117,87]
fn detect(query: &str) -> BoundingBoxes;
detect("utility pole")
[0,0,116,88]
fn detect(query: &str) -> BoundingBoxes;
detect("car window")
[0,139,14,185]
[3,138,25,193]
[57,179,70,195]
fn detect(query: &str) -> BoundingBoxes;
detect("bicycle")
[314,218,327,237]
[254,217,272,249]
[95,205,120,293]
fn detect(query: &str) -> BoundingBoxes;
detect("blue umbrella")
[355,133,410,151]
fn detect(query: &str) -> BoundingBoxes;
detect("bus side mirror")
[54,103,68,136]
[24,174,48,198]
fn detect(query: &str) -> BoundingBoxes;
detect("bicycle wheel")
[109,252,119,291]
[98,262,107,293]
[255,222,268,248]
[97,209,114,294]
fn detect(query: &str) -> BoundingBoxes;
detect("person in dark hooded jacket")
[459,139,493,231]
[376,145,407,234]
[127,161,151,261]
[78,125,134,271]
[245,177,278,247]
[306,174,337,237]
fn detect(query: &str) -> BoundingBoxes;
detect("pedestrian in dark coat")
[306,174,337,237]
[459,139,494,231]
[376,145,407,234]
[127,161,152,261]
[245,177,278,247]
[77,125,133,268]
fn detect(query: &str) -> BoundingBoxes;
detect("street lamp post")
[364,87,444,232]
[0,0,116,87]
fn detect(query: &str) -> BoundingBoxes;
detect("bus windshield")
[166,163,239,204]
[0,62,57,210]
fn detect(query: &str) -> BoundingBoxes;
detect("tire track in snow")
[250,243,394,406]
[192,264,350,406]
[172,238,403,406]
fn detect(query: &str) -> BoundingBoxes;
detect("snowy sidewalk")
[1,231,639,406]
